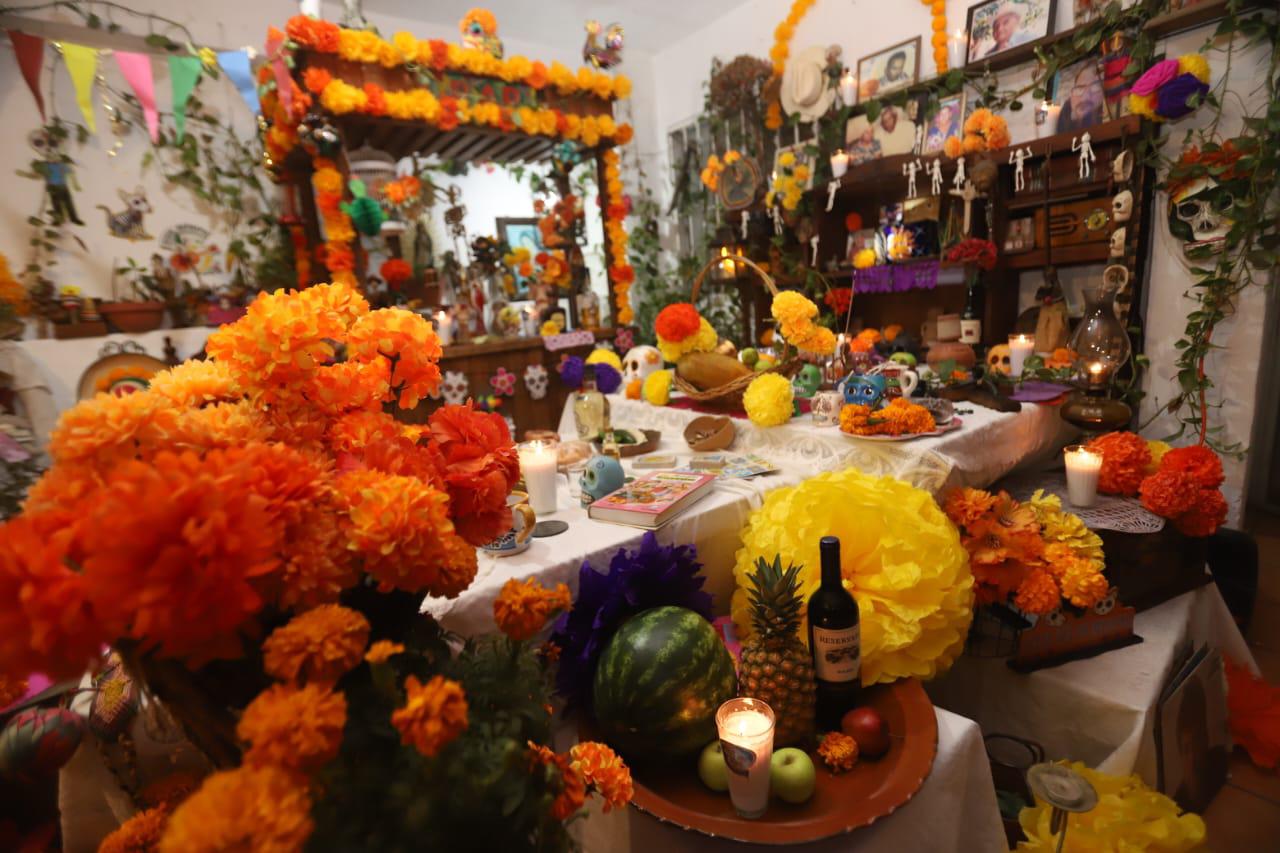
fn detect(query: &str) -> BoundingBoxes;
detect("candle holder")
[1008,333,1035,379]
[838,69,857,107]
[1060,285,1132,433]
[830,150,850,179]
[517,440,559,515]
[1063,444,1102,507]
[716,697,776,819]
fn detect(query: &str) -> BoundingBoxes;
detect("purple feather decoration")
[550,532,714,710]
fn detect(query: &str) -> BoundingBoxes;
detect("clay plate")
[625,678,937,844]
[593,428,661,458]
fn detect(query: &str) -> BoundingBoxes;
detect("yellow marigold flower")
[853,248,878,269]
[778,151,796,167]
[1014,568,1061,615]
[365,640,405,663]
[493,578,571,641]
[1146,439,1172,473]
[238,683,346,772]
[791,324,837,356]
[818,731,859,772]
[392,674,468,757]
[771,290,819,333]
[148,359,239,407]
[1028,490,1105,565]
[169,400,266,452]
[391,31,418,61]
[612,75,632,99]
[159,765,312,853]
[1060,563,1110,609]
[656,317,719,363]
[743,373,794,427]
[100,804,170,853]
[793,164,811,182]
[570,742,633,811]
[642,369,673,406]
[262,604,370,686]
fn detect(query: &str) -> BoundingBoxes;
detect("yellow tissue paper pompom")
[743,373,794,427]
[585,348,623,371]
[853,248,877,269]
[1017,761,1205,852]
[1128,92,1157,120]
[642,369,673,405]
[731,469,973,685]
[1178,53,1210,84]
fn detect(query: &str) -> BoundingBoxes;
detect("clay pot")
[927,340,977,369]
[100,301,165,334]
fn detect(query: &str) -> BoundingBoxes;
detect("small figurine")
[583,20,624,69]
[928,159,944,196]
[792,364,823,398]
[810,234,820,266]
[461,8,503,58]
[1072,132,1095,180]
[842,373,888,409]
[952,156,967,193]
[1009,146,1034,192]
[98,187,153,241]
[826,179,840,212]
[913,123,925,156]
[772,205,784,236]
[25,128,85,226]
[903,158,923,198]
[579,455,625,505]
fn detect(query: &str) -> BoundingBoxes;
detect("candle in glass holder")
[1009,334,1035,378]
[830,150,850,179]
[838,70,857,107]
[1085,360,1109,387]
[716,698,775,819]
[435,310,454,346]
[1064,444,1103,507]
[518,441,559,515]
[947,29,968,70]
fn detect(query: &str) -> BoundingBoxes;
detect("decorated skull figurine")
[579,455,625,505]
[1169,176,1233,257]
[1109,227,1126,258]
[622,345,663,385]
[791,364,824,399]
[523,364,549,400]
[1111,189,1133,223]
[841,374,887,408]
[986,344,1012,375]
[441,370,470,405]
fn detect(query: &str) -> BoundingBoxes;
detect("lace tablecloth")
[559,394,1073,494]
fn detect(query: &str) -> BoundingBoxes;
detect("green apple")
[740,347,759,367]
[769,747,816,804]
[889,352,918,367]
[698,741,730,792]
[754,356,777,373]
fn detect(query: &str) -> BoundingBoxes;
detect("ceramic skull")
[579,455,625,505]
[791,364,823,398]
[523,364,549,400]
[1169,176,1233,256]
[1112,190,1133,223]
[622,345,662,385]
[1109,227,1126,258]
[987,344,1012,375]
[441,370,469,405]
[842,374,887,408]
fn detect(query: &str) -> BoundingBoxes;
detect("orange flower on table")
[99,804,170,853]
[364,640,405,664]
[655,303,701,341]
[1160,445,1224,489]
[238,683,346,773]
[147,359,239,408]
[1139,469,1200,518]
[393,674,469,758]
[429,403,520,546]
[529,742,587,819]
[262,604,370,686]
[944,487,999,528]
[818,731,859,772]
[1013,568,1060,615]
[158,764,313,853]
[570,742,633,811]
[1084,432,1151,495]
[1045,347,1077,369]
[493,578,572,641]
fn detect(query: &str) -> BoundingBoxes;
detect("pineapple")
[739,555,817,747]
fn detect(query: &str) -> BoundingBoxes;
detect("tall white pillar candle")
[1064,445,1103,508]
[518,440,559,515]
[1008,333,1035,378]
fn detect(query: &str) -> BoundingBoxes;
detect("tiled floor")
[1201,511,1280,849]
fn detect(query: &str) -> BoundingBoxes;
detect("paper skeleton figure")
[810,234,821,266]
[26,129,84,226]
[826,179,840,211]
[490,367,516,396]
[441,370,470,405]
[1072,132,1095,180]
[523,364,549,400]
[98,187,153,241]
[1009,146,1033,192]
[903,159,923,198]
[928,159,944,196]
[952,156,967,193]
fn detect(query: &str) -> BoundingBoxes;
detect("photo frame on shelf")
[1052,56,1112,135]
[496,217,544,294]
[924,93,966,154]
[844,115,881,164]
[857,36,921,103]
[965,0,1056,65]
[1004,216,1036,254]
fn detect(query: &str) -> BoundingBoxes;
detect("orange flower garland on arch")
[923,0,949,74]
[602,148,635,325]
[765,0,818,129]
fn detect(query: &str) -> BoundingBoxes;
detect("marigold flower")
[48,391,180,468]
[1086,432,1152,495]
[158,765,312,853]
[393,674,468,758]
[1060,563,1109,609]
[818,731,859,772]
[138,771,204,810]
[570,742,633,811]
[529,741,587,819]
[147,359,239,407]
[345,308,442,408]
[238,683,346,773]
[301,67,332,95]
[1160,444,1224,489]
[100,805,170,853]
[944,487,999,528]
[262,604,370,686]
[1139,469,1200,519]
[643,369,673,406]
[364,640,405,663]
[744,373,794,427]
[1014,568,1061,615]
[655,303,702,342]
[429,403,520,546]
[1173,488,1228,537]
[493,578,571,641]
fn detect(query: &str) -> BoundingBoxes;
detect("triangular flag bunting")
[60,42,99,133]
[217,50,260,116]
[7,31,46,120]
[168,55,203,142]
[114,52,158,143]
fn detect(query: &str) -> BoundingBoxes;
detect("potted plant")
[101,258,167,333]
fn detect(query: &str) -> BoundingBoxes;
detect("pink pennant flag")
[113,51,158,142]
[264,30,292,114]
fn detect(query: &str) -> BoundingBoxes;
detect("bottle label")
[812,625,860,682]
[959,319,981,344]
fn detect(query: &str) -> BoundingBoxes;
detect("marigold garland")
[921,0,949,74]
[766,0,818,126]
[601,148,634,324]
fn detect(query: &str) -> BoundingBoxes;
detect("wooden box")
[1099,526,1211,612]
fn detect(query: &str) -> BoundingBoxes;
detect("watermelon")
[592,606,737,760]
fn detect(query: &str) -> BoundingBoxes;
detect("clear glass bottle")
[572,366,609,441]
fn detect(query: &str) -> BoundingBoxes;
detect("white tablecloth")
[559,394,1072,494]
[577,708,1007,853]
[926,584,1256,787]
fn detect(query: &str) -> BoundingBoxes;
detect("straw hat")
[780,45,835,121]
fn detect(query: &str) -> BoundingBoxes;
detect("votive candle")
[947,29,968,70]
[1009,333,1035,378]
[716,698,775,819]
[518,440,559,515]
[838,70,857,107]
[1064,444,1103,507]
[830,150,850,179]
[435,310,454,347]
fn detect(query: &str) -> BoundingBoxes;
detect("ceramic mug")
[872,362,919,400]
[811,390,844,427]
[481,491,537,557]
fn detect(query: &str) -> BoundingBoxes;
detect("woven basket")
[672,254,801,407]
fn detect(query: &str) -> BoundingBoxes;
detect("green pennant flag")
[168,55,202,142]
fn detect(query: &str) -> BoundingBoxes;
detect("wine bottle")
[960,275,983,345]
[807,536,861,730]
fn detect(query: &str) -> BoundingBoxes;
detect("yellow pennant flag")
[60,42,99,134]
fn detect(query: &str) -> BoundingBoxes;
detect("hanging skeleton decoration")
[903,159,923,198]
[928,159,944,196]
[1072,132,1095,180]
[523,364,549,400]
[1169,176,1233,257]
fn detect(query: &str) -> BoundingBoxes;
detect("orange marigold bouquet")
[1085,432,1228,537]
[943,487,1111,616]
[839,398,936,437]
[0,281,628,849]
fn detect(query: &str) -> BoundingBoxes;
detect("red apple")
[841,707,890,758]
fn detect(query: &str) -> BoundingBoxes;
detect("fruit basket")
[672,254,801,407]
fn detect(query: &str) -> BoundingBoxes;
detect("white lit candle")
[716,698,775,819]
[718,246,735,277]
[839,70,857,107]
[948,29,968,70]
[830,149,850,179]
[435,310,454,346]
[1037,101,1062,138]
[518,440,559,515]
[1009,333,1035,378]
[298,0,321,18]
[1064,444,1103,508]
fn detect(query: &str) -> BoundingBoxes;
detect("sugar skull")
[622,345,662,385]
[792,364,823,398]
[523,364,549,400]
[842,374,887,408]
[1169,176,1233,257]
[986,344,1012,375]
[579,455,625,505]
[1112,189,1133,223]
[441,370,469,405]
[1109,227,1126,258]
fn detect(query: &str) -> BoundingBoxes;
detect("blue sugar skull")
[580,455,625,505]
[842,374,887,409]
[792,364,824,399]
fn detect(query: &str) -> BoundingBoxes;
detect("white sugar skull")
[1112,189,1133,223]
[1169,176,1233,257]
[622,345,662,385]
[523,364,549,400]
[1110,227,1126,258]
[441,370,469,405]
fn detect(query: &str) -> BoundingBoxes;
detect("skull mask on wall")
[441,370,470,405]
[1112,189,1133,223]
[1169,176,1233,257]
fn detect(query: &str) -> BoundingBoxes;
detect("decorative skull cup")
[792,364,823,398]
[441,370,470,405]
[523,364,549,400]
[1112,189,1133,223]
[1169,176,1233,257]
[579,455,625,505]
[622,345,662,385]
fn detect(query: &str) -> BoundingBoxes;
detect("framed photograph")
[844,115,881,164]
[856,37,920,103]
[496,217,544,293]
[871,103,918,157]
[923,94,965,155]
[1052,57,1110,135]
[1004,216,1036,254]
[966,0,1056,64]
